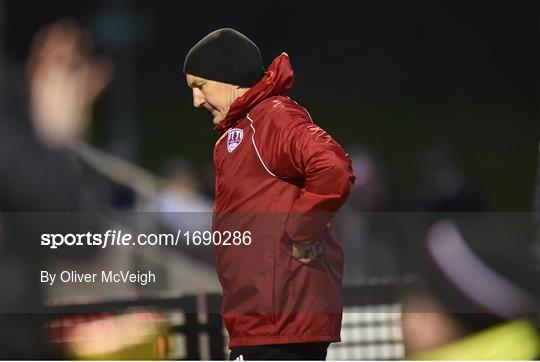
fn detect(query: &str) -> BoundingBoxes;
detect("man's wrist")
[291,240,324,264]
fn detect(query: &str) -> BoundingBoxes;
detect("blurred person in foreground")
[27,20,111,147]
[0,20,111,358]
[0,19,111,212]
[401,152,540,359]
[183,28,355,360]
[27,20,141,210]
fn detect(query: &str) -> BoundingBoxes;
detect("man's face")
[186,74,239,125]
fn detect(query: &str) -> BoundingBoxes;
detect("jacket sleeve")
[260,106,356,244]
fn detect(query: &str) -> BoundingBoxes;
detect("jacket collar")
[214,53,294,133]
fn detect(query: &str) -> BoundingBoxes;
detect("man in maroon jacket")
[183,28,355,360]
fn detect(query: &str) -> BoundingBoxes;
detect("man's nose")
[192,89,205,108]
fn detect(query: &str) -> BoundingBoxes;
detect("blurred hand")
[27,19,112,145]
[55,312,169,359]
[292,241,324,264]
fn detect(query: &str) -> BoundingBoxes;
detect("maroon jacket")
[212,53,355,347]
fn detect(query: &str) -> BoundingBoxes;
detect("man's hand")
[292,241,324,264]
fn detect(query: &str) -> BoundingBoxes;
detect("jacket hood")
[214,52,294,132]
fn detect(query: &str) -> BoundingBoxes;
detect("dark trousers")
[229,342,330,360]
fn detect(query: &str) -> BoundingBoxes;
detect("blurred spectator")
[336,148,407,280]
[348,149,401,212]
[414,146,484,212]
[153,158,212,218]
[152,158,213,265]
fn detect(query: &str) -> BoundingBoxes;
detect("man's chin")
[212,116,225,125]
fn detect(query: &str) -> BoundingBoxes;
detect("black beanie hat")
[183,28,265,87]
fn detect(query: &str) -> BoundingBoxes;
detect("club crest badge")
[227,128,243,153]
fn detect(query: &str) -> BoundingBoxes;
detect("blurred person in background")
[183,28,355,360]
[414,146,485,213]
[153,157,213,229]
[152,157,214,265]
[336,148,406,280]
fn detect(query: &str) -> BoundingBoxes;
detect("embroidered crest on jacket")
[227,128,243,153]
